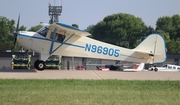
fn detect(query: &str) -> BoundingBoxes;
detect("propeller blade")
[13,14,20,49]
[16,14,20,33]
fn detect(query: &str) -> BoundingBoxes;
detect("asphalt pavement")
[0,69,180,80]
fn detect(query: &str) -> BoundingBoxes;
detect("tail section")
[134,34,166,64]
[134,63,145,71]
[123,63,144,71]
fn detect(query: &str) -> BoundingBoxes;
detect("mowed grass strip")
[0,79,180,105]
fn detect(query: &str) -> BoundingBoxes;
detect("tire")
[151,68,153,71]
[154,68,158,72]
[34,60,39,69]
[34,60,45,71]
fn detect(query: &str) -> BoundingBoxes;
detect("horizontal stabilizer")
[134,50,162,56]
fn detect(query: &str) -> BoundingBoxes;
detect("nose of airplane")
[16,32,20,45]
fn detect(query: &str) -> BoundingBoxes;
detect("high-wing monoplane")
[14,18,166,70]
[149,64,180,72]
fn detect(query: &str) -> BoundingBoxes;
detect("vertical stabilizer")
[134,63,145,71]
[134,34,166,63]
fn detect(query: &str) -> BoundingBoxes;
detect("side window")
[168,66,172,69]
[50,32,66,42]
[163,65,167,67]
[56,34,66,42]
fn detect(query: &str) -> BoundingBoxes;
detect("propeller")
[13,14,20,49]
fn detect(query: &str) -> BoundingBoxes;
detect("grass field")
[0,79,180,105]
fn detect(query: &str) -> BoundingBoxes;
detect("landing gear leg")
[34,60,46,71]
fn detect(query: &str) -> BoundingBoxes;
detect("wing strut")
[49,28,57,55]
[49,28,75,54]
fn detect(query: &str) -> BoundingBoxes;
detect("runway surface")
[0,69,180,80]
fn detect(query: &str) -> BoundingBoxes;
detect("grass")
[0,79,180,105]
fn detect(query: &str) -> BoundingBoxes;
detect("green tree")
[72,24,79,28]
[85,24,95,38]
[28,25,42,32]
[0,16,15,51]
[89,13,152,48]
[0,16,27,52]
[19,25,26,31]
[156,14,180,40]
[156,14,180,53]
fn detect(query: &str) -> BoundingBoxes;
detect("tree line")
[86,13,180,54]
[0,13,180,54]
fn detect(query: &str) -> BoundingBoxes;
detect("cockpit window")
[37,27,48,37]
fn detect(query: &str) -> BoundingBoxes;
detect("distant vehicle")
[96,66,110,71]
[76,66,86,70]
[12,55,31,70]
[45,56,61,70]
[149,64,180,72]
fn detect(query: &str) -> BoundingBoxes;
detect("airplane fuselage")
[18,32,152,63]
[16,22,167,70]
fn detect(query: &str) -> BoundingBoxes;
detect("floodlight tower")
[48,0,62,23]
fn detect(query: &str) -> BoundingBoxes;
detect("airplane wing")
[54,22,91,36]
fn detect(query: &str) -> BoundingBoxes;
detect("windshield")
[37,27,48,37]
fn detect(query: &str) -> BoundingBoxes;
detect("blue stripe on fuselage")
[18,34,142,60]
[18,34,85,49]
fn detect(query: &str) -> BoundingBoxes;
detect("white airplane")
[14,16,167,70]
[123,63,145,71]
[149,64,180,72]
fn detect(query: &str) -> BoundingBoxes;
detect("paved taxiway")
[0,69,180,80]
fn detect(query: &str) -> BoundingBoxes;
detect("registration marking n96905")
[85,43,120,57]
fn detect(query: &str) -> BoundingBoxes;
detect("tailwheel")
[34,60,46,71]
[153,65,158,72]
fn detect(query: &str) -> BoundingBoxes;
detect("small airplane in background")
[149,64,180,72]
[13,15,167,70]
[94,63,145,71]
[123,63,145,71]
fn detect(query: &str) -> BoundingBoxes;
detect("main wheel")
[34,60,45,71]
[154,68,158,72]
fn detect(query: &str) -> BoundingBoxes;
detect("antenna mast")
[48,0,62,23]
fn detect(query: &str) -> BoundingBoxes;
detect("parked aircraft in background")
[149,64,180,72]
[89,63,145,71]
[123,63,145,71]
[14,15,167,70]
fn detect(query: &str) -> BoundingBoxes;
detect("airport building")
[0,52,179,70]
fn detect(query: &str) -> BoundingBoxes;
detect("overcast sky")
[0,0,180,30]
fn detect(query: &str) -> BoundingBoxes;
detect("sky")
[0,0,180,30]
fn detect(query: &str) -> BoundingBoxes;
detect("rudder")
[134,34,166,63]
